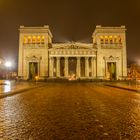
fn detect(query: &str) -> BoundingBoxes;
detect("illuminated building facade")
[18,25,127,80]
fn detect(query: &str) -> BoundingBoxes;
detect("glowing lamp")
[5,61,12,68]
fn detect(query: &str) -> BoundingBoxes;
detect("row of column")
[49,57,96,78]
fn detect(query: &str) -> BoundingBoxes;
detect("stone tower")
[93,25,127,80]
[18,25,52,80]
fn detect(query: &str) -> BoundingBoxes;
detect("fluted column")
[91,57,96,78]
[91,57,94,77]
[76,57,81,78]
[85,57,89,77]
[93,58,96,77]
[49,57,52,77]
[49,57,54,77]
[65,57,69,77]
[51,57,54,77]
[56,57,60,77]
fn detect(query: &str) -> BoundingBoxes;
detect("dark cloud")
[0,0,140,66]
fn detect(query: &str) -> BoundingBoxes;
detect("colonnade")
[49,57,96,78]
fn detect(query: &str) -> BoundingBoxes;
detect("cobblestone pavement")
[0,82,140,139]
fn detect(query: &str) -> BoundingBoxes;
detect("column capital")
[50,57,54,60]
[77,57,81,60]
[57,57,60,60]
[65,57,68,60]
[91,57,96,60]
[85,57,89,60]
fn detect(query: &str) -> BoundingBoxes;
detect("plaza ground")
[0,82,140,139]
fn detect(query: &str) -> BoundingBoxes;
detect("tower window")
[28,36,31,44]
[32,36,36,44]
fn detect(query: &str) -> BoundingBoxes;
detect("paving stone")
[0,82,139,139]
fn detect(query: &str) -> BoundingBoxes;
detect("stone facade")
[18,25,127,80]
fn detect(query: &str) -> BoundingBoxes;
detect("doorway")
[107,62,116,80]
[29,62,38,79]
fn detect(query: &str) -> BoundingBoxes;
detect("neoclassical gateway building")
[18,25,127,80]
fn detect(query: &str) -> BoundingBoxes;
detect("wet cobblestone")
[0,82,140,139]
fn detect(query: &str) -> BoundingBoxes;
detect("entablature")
[49,48,97,57]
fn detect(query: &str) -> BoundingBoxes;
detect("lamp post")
[5,61,12,80]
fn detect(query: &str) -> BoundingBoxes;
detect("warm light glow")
[41,36,45,44]
[23,37,27,43]
[27,36,31,43]
[35,76,39,81]
[5,61,12,68]
[32,36,36,43]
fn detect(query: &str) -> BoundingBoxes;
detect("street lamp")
[5,61,12,79]
[5,61,12,68]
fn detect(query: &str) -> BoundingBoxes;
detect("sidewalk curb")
[105,84,140,93]
[0,85,45,99]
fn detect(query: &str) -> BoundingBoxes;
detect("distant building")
[18,25,127,80]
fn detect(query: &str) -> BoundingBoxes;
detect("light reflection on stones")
[3,81,11,93]
[0,82,140,139]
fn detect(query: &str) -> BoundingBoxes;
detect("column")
[56,57,60,77]
[85,57,89,77]
[49,57,52,77]
[65,57,69,77]
[105,61,107,78]
[116,61,118,80]
[93,58,96,77]
[51,57,54,77]
[76,57,81,78]
[91,57,94,77]
[49,57,54,77]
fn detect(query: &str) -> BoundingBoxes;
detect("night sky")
[0,0,140,68]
